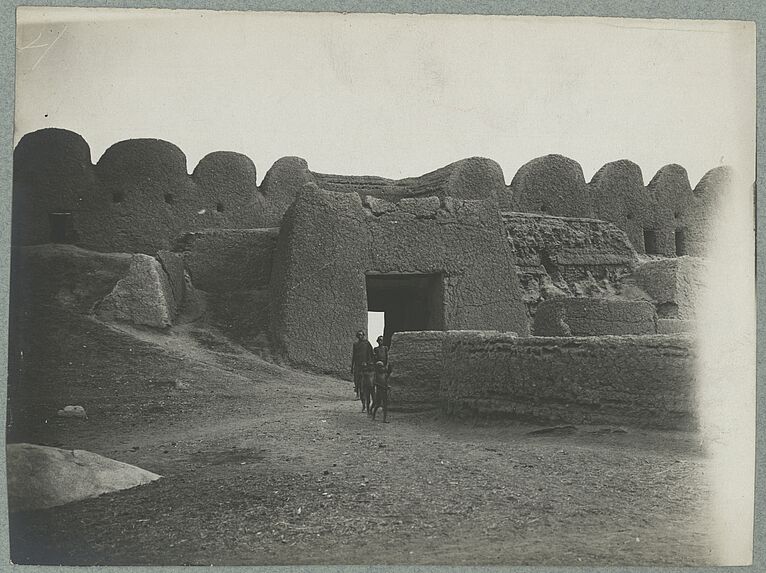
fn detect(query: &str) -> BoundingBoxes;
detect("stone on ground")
[6,443,161,512]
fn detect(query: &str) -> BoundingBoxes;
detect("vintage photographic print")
[5,7,756,566]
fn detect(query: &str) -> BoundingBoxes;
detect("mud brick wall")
[172,228,278,351]
[502,212,639,319]
[269,185,529,376]
[533,298,657,336]
[312,157,505,202]
[625,256,706,320]
[441,332,697,430]
[387,331,451,411]
[657,319,695,334]
[14,129,735,259]
[506,155,593,217]
[173,228,279,293]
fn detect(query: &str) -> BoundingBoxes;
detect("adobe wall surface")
[683,166,735,257]
[508,155,593,218]
[173,228,279,293]
[588,160,725,257]
[12,129,286,253]
[13,130,508,254]
[8,244,193,333]
[269,185,529,375]
[312,157,505,202]
[205,289,272,353]
[387,331,451,411]
[533,298,657,336]
[502,212,638,318]
[625,256,707,319]
[658,319,696,334]
[588,160,655,254]
[170,228,278,352]
[9,245,132,315]
[14,129,734,259]
[441,332,697,430]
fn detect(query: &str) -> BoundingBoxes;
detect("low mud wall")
[387,331,450,411]
[441,332,697,430]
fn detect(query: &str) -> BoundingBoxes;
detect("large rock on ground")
[96,254,177,328]
[6,443,161,511]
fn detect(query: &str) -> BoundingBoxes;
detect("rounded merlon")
[509,154,592,218]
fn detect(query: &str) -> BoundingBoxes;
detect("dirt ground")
[7,310,715,566]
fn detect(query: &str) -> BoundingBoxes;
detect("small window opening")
[216,202,224,213]
[643,229,659,255]
[164,193,175,205]
[112,191,124,203]
[626,213,634,220]
[540,202,549,213]
[675,228,687,256]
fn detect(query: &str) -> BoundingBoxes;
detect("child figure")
[360,362,374,413]
[371,360,390,423]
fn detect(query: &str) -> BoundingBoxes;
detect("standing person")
[373,335,389,367]
[371,361,390,423]
[350,330,373,398]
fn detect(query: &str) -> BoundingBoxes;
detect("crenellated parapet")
[13,128,736,256]
[507,154,592,218]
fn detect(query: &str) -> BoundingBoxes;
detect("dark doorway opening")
[643,229,659,255]
[675,229,687,256]
[49,212,76,244]
[366,273,444,347]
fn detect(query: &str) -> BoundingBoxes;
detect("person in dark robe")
[351,330,373,397]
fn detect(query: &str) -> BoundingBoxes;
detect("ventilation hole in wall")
[675,228,687,256]
[112,191,124,203]
[674,211,680,219]
[164,193,175,205]
[540,202,549,213]
[216,202,224,213]
[626,213,634,220]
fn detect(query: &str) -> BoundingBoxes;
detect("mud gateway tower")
[268,184,530,376]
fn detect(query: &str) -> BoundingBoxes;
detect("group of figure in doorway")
[351,330,392,422]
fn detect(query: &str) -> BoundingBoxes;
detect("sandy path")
[8,314,714,565]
